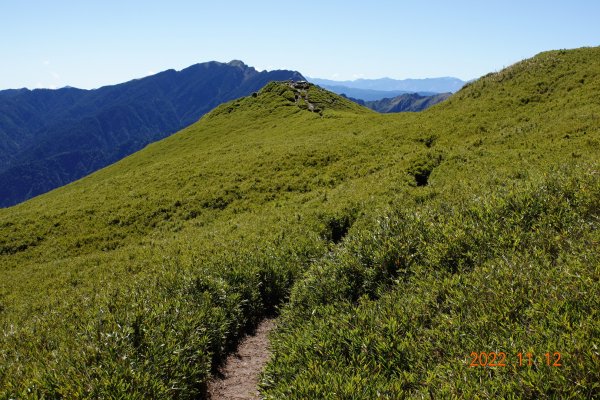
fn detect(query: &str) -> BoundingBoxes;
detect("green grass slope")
[0,48,599,398]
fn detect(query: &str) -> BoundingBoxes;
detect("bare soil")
[207,318,275,399]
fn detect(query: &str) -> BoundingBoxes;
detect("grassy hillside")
[1,48,599,398]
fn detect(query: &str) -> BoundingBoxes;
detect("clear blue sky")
[1,0,599,89]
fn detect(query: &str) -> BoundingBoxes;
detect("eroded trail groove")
[207,318,276,399]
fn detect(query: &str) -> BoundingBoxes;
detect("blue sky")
[1,0,599,89]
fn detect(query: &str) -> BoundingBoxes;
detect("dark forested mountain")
[0,61,304,207]
[308,76,466,93]
[345,92,452,113]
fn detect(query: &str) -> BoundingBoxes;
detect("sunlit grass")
[1,47,599,398]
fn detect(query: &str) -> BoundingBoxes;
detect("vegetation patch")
[407,151,443,186]
[1,47,599,398]
[262,168,600,399]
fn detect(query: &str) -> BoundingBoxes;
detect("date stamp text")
[468,352,562,367]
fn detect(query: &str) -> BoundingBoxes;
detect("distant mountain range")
[344,92,452,113]
[314,86,435,101]
[0,61,304,207]
[308,76,466,98]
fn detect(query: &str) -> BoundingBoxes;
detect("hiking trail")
[207,318,275,399]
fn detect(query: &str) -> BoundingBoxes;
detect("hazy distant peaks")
[308,76,466,94]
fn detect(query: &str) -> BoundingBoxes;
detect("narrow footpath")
[207,319,276,399]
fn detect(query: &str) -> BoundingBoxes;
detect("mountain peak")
[228,60,248,68]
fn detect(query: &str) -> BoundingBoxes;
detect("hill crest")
[207,80,371,119]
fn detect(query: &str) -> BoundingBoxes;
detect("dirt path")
[207,318,276,399]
